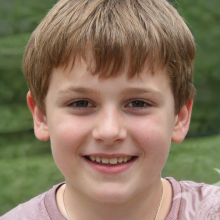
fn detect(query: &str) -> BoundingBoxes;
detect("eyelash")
[126,100,151,108]
[68,100,93,108]
[68,100,151,109]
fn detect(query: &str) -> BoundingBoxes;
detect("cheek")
[131,115,171,141]
[129,115,172,161]
[50,114,91,146]
[48,114,92,167]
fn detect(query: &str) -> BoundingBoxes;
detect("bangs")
[33,0,187,78]
[76,0,156,78]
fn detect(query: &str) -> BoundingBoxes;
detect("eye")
[69,100,93,108]
[127,100,150,108]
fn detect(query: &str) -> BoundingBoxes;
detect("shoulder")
[1,192,48,220]
[1,183,65,220]
[166,177,220,220]
[178,178,220,207]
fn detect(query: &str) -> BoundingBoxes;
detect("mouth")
[84,156,135,166]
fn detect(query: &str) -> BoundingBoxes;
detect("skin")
[27,56,193,220]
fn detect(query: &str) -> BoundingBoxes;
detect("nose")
[92,108,127,145]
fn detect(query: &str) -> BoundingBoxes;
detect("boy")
[2,0,220,219]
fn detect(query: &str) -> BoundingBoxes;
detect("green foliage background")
[0,0,220,216]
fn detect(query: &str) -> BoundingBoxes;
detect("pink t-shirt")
[1,177,220,220]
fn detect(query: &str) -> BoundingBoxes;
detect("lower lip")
[83,157,137,174]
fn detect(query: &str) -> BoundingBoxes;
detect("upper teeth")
[88,156,132,164]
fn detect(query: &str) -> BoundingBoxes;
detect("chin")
[90,187,133,205]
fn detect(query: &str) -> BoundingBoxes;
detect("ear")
[171,99,193,143]
[27,91,50,141]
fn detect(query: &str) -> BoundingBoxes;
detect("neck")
[60,177,164,220]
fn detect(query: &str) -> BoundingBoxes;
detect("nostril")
[92,126,127,145]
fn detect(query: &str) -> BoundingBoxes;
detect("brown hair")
[23,0,196,114]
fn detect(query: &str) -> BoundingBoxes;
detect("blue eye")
[70,100,93,108]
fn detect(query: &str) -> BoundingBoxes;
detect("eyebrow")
[58,86,164,99]
[58,86,100,95]
[120,87,164,97]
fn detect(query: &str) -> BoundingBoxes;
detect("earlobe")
[27,91,50,141]
[171,99,193,143]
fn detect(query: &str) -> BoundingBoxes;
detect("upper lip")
[83,154,135,158]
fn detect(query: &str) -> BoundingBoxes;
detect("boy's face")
[29,56,192,203]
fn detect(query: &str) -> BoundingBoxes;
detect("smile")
[85,156,134,166]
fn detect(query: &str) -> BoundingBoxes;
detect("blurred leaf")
[214,168,220,175]
[213,181,220,187]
